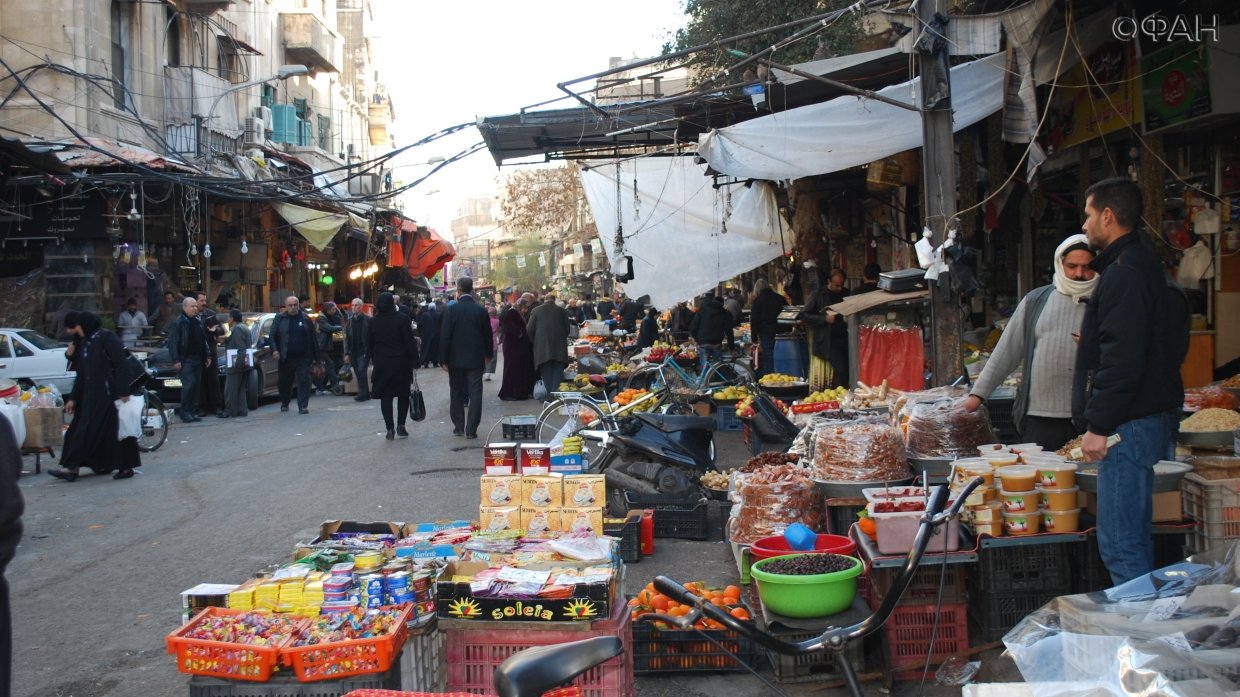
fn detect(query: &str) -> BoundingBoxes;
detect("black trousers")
[178,360,203,420]
[448,367,483,436]
[380,393,409,431]
[1019,415,1081,452]
[198,359,222,413]
[278,356,311,409]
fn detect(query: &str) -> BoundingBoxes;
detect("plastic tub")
[969,501,1004,523]
[957,485,994,506]
[749,533,857,563]
[999,465,1038,492]
[867,501,961,555]
[1034,462,1077,489]
[1008,443,1042,454]
[1002,510,1042,535]
[1040,508,1080,533]
[988,453,1019,467]
[976,444,1007,455]
[1039,486,1079,512]
[972,520,1003,537]
[751,553,863,618]
[954,462,995,488]
[999,488,1036,513]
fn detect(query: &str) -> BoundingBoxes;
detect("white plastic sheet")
[579,157,791,310]
[696,53,1007,180]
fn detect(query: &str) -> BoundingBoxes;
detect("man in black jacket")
[749,279,788,377]
[167,297,212,423]
[314,302,344,394]
[439,277,493,438]
[689,294,735,371]
[1074,177,1185,585]
[270,296,320,414]
[344,298,371,401]
[0,418,23,697]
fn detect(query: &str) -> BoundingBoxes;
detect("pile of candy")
[293,607,405,646]
[182,612,303,646]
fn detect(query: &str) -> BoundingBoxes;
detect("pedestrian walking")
[48,312,141,481]
[315,302,344,394]
[167,297,212,423]
[419,300,441,368]
[222,309,251,418]
[367,293,417,440]
[196,293,224,417]
[439,277,493,438]
[498,296,536,401]
[270,296,320,414]
[799,269,850,389]
[345,298,371,401]
[526,293,571,400]
[0,417,22,697]
[749,279,788,378]
[484,305,500,381]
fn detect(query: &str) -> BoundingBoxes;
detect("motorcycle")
[585,411,717,517]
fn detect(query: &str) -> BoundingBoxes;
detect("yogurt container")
[1002,510,1042,536]
[988,452,1020,467]
[976,444,1007,455]
[969,501,1004,523]
[1000,488,1036,513]
[1034,462,1077,489]
[1039,486,1080,512]
[972,520,1004,537]
[998,465,1038,492]
[1041,508,1080,533]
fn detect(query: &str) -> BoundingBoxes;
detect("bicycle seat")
[636,412,716,432]
[494,636,623,697]
[587,374,619,387]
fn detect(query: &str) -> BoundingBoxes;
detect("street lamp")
[202,64,310,158]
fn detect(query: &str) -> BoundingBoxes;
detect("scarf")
[1053,233,1098,303]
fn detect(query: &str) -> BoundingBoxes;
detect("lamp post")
[201,64,310,159]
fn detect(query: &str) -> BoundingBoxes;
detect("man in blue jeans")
[1074,178,1185,585]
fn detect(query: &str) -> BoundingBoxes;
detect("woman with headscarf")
[366,293,418,440]
[636,306,660,350]
[484,304,500,381]
[498,297,537,401]
[48,312,141,481]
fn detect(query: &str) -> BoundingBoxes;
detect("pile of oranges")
[613,388,649,407]
[628,580,750,629]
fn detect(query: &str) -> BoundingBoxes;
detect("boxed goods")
[436,559,615,622]
[481,475,521,507]
[728,464,824,545]
[561,507,604,534]
[484,442,518,475]
[521,474,563,508]
[564,474,605,507]
[22,406,63,448]
[520,444,551,474]
[521,508,562,534]
[479,506,520,533]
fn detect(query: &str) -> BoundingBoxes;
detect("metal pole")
[919,0,962,386]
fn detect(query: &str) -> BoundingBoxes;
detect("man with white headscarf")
[964,233,1098,450]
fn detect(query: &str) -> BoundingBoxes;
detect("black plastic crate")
[969,590,1061,643]
[189,658,400,697]
[500,416,538,441]
[766,628,863,683]
[604,510,642,563]
[986,398,1018,440]
[623,491,710,540]
[969,542,1074,595]
[632,621,758,674]
[825,503,865,536]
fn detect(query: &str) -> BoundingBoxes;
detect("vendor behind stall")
[799,269,850,389]
[964,234,1097,451]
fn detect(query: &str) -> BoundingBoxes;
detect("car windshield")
[17,330,65,350]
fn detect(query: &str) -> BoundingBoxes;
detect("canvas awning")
[401,222,456,278]
[272,201,359,251]
[696,53,1006,180]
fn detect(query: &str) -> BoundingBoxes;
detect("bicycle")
[533,375,676,446]
[623,347,753,396]
[126,354,169,453]
[343,478,985,697]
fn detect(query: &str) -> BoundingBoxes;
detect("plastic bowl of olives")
[750,553,863,618]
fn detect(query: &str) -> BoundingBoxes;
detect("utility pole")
[918,0,963,386]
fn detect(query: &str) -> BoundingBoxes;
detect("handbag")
[409,370,426,422]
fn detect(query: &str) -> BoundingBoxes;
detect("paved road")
[9,364,1006,696]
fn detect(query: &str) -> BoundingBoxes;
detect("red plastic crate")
[343,689,582,697]
[881,601,969,680]
[868,564,968,607]
[166,608,308,682]
[443,603,633,697]
[281,605,412,682]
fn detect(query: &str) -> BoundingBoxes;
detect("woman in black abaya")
[367,293,417,440]
[48,312,141,481]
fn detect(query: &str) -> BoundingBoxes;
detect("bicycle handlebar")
[651,476,986,657]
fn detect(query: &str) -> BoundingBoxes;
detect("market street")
[7,363,993,697]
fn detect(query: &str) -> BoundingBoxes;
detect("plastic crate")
[631,621,757,674]
[1180,473,1240,554]
[623,491,709,540]
[715,405,743,432]
[443,603,633,697]
[970,541,1074,595]
[968,590,1061,643]
[168,608,309,682]
[399,621,445,693]
[189,660,400,697]
[604,511,642,563]
[868,563,968,607]
[882,602,969,681]
[986,398,1018,440]
[500,416,538,441]
[281,606,411,682]
[825,503,865,537]
[766,628,863,684]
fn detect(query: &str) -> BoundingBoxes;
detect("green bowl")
[750,553,862,618]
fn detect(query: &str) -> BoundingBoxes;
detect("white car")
[0,328,77,395]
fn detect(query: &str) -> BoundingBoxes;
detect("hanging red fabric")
[858,325,924,391]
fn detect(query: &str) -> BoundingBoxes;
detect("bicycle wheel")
[137,391,169,453]
[536,397,608,445]
[624,366,662,391]
[702,359,755,391]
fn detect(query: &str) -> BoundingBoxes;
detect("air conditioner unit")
[243,117,267,146]
[252,105,273,123]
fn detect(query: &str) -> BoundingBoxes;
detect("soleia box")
[484,443,517,475]
[519,444,551,475]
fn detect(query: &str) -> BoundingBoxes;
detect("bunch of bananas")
[759,373,801,386]
[560,435,584,455]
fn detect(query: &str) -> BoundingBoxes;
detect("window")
[110,0,133,110]
[217,42,246,83]
[317,115,330,150]
[261,84,275,109]
[166,8,182,66]
[0,336,10,359]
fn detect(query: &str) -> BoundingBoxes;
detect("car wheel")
[246,369,259,412]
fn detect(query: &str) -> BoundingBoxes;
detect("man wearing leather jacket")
[314,302,344,394]
[166,297,212,423]
[270,296,320,414]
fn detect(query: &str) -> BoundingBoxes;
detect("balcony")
[183,0,234,14]
[280,12,340,74]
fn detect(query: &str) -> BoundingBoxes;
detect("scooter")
[584,411,717,517]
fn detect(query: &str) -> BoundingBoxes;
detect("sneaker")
[280,404,290,412]
[385,429,395,440]
[298,408,309,415]
[396,426,409,438]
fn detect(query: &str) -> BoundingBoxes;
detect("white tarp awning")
[580,157,792,311]
[696,53,1007,180]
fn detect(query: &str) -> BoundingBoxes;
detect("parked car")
[0,328,76,395]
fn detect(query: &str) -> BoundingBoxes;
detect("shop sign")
[1141,41,1212,133]
[1043,41,1140,152]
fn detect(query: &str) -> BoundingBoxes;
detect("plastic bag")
[532,380,547,401]
[115,397,143,440]
[728,464,824,545]
[903,397,997,458]
[809,416,910,481]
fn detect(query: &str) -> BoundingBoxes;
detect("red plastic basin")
[749,533,856,562]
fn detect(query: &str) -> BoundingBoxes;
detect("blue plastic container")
[773,336,807,378]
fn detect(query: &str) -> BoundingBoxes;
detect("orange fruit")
[723,585,742,600]
[730,607,751,621]
[650,595,670,611]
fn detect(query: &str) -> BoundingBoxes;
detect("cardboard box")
[520,444,551,474]
[564,474,605,508]
[484,442,518,475]
[1153,491,1181,523]
[481,475,522,507]
[22,407,62,449]
[521,507,563,534]
[550,454,585,473]
[436,559,613,622]
[478,506,521,533]
[561,507,605,534]
[521,474,563,508]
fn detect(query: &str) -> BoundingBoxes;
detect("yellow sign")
[1043,41,1141,152]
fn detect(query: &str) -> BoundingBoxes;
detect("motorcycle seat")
[494,636,623,697]
[636,412,716,432]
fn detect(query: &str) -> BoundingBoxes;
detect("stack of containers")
[951,444,1079,536]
